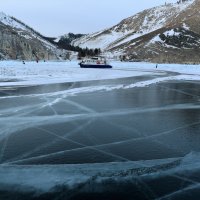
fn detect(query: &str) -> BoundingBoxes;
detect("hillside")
[0,12,64,60]
[72,0,200,63]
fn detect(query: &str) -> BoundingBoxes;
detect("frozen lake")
[1,62,200,199]
[1,77,200,165]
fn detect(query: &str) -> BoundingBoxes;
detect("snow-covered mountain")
[0,12,64,60]
[72,0,200,63]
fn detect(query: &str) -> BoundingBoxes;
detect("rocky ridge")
[0,12,64,60]
[72,0,200,63]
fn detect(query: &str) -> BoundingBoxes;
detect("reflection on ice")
[0,80,200,166]
[1,102,200,144]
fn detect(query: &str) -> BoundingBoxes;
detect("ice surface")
[0,60,200,199]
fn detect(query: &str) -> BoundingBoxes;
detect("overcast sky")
[1,0,177,37]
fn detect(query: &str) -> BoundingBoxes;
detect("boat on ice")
[79,57,112,68]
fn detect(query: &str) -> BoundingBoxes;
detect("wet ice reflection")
[0,80,200,166]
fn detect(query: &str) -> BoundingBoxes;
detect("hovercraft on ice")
[79,57,112,68]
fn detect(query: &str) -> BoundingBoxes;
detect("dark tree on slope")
[58,33,84,46]
[177,0,190,4]
[77,48,101,59]
[159,28,200,49]
[55,33,102,58]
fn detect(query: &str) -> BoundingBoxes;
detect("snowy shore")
[0,60,200,87]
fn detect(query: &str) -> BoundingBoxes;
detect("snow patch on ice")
[0,157,180,193]
[0,61,157,87]
[1,61,200,88]
[1,151,200,194]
